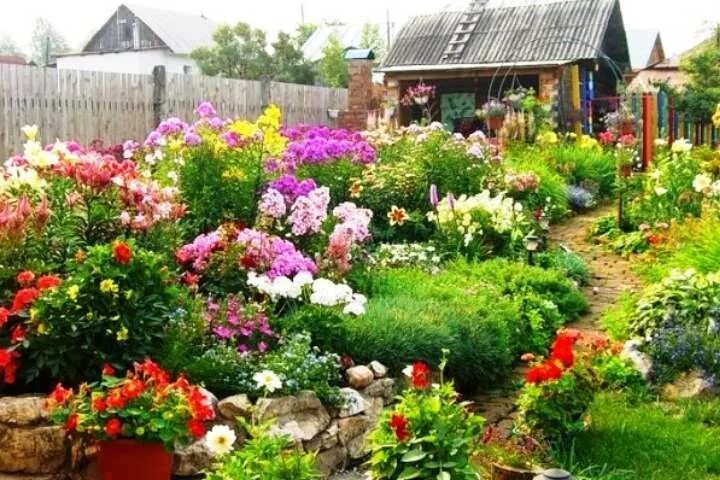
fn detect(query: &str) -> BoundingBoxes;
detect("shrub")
[536,248,591,286]
[552,144,616,196]
[23,241,186,387]
[506,154,570,219]
[369,360,484,479]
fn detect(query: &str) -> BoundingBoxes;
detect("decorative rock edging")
[0,362,395,480]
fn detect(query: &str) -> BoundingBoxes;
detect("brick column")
[339,59,373,131]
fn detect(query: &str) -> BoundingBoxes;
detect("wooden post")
[260,75,272,110]
[570,64,582,135]
[642,93,653,171]
[152,65,166,127]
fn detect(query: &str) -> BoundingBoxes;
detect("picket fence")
[0,64,348,160]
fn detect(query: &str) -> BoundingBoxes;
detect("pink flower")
[287,187,330,236]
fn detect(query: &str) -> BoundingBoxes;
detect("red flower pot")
[487,116,504,130]
[98,440,173,480]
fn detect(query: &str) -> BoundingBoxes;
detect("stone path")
[330,205,644,477]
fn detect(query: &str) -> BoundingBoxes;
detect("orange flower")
[36,275,61,290]
[112,242,132,264]
[16,270,35,286]
[349,181,363,198]
[387,206,409,226]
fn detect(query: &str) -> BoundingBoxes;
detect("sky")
[1,0,718,57]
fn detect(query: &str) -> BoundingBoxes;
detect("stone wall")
[0,363,394,479]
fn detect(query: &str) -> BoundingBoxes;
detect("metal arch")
[485,34,625,102]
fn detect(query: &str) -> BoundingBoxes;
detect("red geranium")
[389,413,410,442]
[11,287,39,313]
[92,397,107,413]
[410,361,431,389]
[121,379,145,400]
[0,349,11,368]
[10,325,27,344]
[598,130,615,146]
[0,308,9,328]
[105,418,123,438]
[65,413,79,432]
[525,360,564,384]
[112,242,132,264]
[16,270,35,286]
[50,383,74,405]
[187,419,206,439]
[102,363,116,376]
[106,389,128,410]
[36,275,62,290]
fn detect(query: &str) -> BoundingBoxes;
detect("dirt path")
[473,204,643,432]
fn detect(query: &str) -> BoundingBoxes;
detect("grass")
[599,291,636,341]
[555,393,720,480]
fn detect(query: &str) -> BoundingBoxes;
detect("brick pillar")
[339,59,373,131]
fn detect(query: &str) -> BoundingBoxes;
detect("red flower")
[598,130,615,146]
[92,396,107,413]
[113,242,132,264]
[0,349,11,367]
[102,363,116,376]
[410,362,431,389]
[187,419,206,439]
[3,360,18,384]
[188,387,215,422]
[525,360,564,384]
[389,413,411,442]
[121,379,145,400]
[50,383,73,405]
[16,270,35,286]
[11,287,39,313]
[106,389,127,410]
[544,361,563,381]
[180,272,199,287]
[36,275,61,290]
[105,418,123,438]
[65,413,79,432]
[550,344,574,368]
[0,308,9,328]
[10,325,27,344]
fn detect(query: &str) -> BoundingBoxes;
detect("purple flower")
[269,175,318,205]
[184,130,202,146]
[221,131,241,148]
[195,101,217,119]
[259,188,287,219]
[287,187,330,236]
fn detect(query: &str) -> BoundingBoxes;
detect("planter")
[487,116,504,130]
[413,95,429,106]
[98,440,172,480]
[491,463,539,480]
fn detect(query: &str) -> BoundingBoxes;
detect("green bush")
[552,145,616,196]
[506,155,570,219]
[537,248,591,286]
[295,159,364,206]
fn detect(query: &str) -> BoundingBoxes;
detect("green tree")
[295,23,318,47]
[0,35,23,56]
[191,23,273,79]
[678,25,720,122]
[319,34,348,88]
[359,23,386,60]
[30,18,69,65]
[271,31,315,85]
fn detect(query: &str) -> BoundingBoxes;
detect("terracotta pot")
[487,116,504,130]
[98,440,172,480]
[491,462,538,480]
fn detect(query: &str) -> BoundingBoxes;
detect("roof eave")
[379,60,572,73]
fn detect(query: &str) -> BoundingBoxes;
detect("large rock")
[662,370,719,400]
[256,391,323,421]
[0,396,49,426]
[621,340,652,379]
[315,446,347,477]
[346,367,374,390]
[336,389,368,418]
[173,439,214,477]
[368,361,388,379]
[217,394,252,421]
[0,424,68,474]
[258,392,330,443]
[361,379,395,403]
[303,422,339,452]
[337,416,373,460]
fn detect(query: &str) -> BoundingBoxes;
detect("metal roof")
[382,0,623,69]
[123,3,217,54]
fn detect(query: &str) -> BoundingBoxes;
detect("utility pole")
[300,4,305,25]
[44,35,50,66]
[386,9,391,50]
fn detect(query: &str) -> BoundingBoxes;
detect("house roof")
[83,4,217,55]
[382,0,626,71]
[302,24,366,62]
[626,29,662,70]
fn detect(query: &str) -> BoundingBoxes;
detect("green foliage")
[536,248,591,286]
[191,23,273,79]
[555,393,720,480]
[552,145,617,197]
[678,29,720,122]
[319,35,348,88]
[30,17,69,65]
[25,241,186,387]
[600,292,636,341]
[270,31,316,85]
[369,373,484,479]
[506,154,570,219]
[359,23,387,60]
[295,159,365,206]
[207,419,319,480]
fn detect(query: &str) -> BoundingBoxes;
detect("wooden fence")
[0,64,348,160]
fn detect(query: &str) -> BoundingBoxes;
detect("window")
[183,65,193,75]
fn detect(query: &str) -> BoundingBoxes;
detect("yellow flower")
[116,326,129,342]
[100,279,119,294]
[387,206,409,226]
[230,120,260,138]
[537,131,558,146]
[67,285,80,301]
[349,181,363,198]
[37,323,49,335]
[21,125,38,141]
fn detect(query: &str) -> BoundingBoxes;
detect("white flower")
[654,138,667,147]
[343,293,367,316]
[205,425,237,456]
[402,365,413,378]
[693,174,713,193]
[253,370,282,393]
[654,186,668,196]
[671,138,692,154]
[21,125,38,141]
[293,271,314,287]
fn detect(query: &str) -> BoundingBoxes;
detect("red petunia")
[0,308,9,328]
[121,379,145,400]
[3,359,18,384]
[10,325,27,344]
[389,413,411,442]
[36,275,62,290]
[410,361,431,389]
[112,242,132,265]
[105,418,123,438]
[102,363,116,377]
[11,287,39,313]
[16,270,35,286]
[92,396,107,413]
[50,383,73,405]
[187,419,206,439]
[65,413,79,432]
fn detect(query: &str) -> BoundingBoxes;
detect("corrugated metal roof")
[383,0,622,69]
[124,3,217,54]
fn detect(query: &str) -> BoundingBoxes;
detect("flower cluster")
[278,126,376,172]
[525,329,581,384]
[286,186,330,236]
[368,243,442,272]
[400,81,436,107]
[46,360,215,448]
[206,296,276,354]
[505,171,540,193]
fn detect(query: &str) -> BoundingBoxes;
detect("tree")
[191,23,273,79]
[295,23,318,47]
[0,35,23,56]
[271,31,315,85]
[360,23,386,61]
[678,25,720,123]
[30,18,69,65]
[319,34,348,88]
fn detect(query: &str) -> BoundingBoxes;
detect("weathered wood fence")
[0,64,348,160]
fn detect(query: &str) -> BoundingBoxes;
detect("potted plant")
[480,99,508,130]
[604,103,637,136]
[46,360,216,480]
[616,134,638,178]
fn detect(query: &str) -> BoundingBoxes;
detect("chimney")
[338,49,376,131]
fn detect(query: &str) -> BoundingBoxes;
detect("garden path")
[472,204,643,434]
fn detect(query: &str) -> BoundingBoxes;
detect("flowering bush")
[23,241,185,387]
[46,360,215,449]
[369,359,484,479]
[368,243,443,272]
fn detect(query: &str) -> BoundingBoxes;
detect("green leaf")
[397,467,423,479]
[401,450,427,463]
[437,472,451,480]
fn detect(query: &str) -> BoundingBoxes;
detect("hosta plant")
[368,356,484,479]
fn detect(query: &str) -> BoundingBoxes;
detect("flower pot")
[487,116,504,130]
[620,120,635,136]
[98,440,173,480]
[491,463,539,480]
[413,95,429,106]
